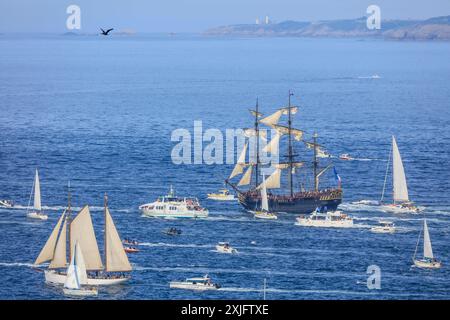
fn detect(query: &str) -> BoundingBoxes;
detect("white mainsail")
[64,241,88,290]
[423,220,434,259]
[70,206,103,270]
[49,217,67,269]
[261,174,269,211]
[34,210,66,265]
[33,169,41,211]
[262,133,280,155]
[392,136,409,202]
[105,207,132,272]
[238,166,253,186]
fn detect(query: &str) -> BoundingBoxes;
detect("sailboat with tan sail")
[34,190,132,285]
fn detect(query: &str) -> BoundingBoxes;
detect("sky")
[1,0,450,33]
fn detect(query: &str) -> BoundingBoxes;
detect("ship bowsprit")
[237,188,342,214]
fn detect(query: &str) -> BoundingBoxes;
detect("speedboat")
[124,246,139,253]
[412,219,441,269]
[207,188,235,201]
[169,274,220,291]
[295,209,353,228]
[0,199,14,208]
[163,227,182,236]
[122,238,139,246]
[339,153,353,161]
[139,186,208,218]
[215,242,238,254]
[371,221,395,233]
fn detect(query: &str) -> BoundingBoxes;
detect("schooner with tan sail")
[226,91,342,214]
[34,192,132,285]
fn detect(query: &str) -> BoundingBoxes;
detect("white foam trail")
[140,242,213,249]
[0,262,35,268]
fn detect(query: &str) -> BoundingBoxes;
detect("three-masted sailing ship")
[226,92,342,214]
[34,192,132,286]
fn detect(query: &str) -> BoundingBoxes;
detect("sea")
[0,33,449,299]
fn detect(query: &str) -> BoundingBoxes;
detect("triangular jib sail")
[423,220,434,259]
[49,216,67,269]
[105,207,132,272]
[392,136,409,202]
[260,174,269,211]
[64,241,88,290]
[34,210,66,265]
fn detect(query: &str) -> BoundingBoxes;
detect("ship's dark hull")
[237,189,342,214]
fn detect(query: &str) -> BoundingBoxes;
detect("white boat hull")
[169,282,219,291]
[215,246,238,254]
[207,195,235,201]
[295,217,353,228]
[0,200,14,208]
[45,270,130,286]
[27,212,48,220]
[63,287,98,297]
[380,204,421,214]
[371,226,395,234]
[141,210,208,218]
[413,259,442,269]
[253,211,278,220]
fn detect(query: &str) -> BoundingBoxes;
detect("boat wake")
[139,242,213,249]
[0,262,35,268]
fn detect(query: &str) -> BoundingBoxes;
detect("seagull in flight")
[100,28,114,36]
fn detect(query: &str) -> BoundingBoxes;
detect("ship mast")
[104,192,108,271]
[67,181,72,262]
[255,98,260,188]
[313,133,318,191]
[287,90,294,197]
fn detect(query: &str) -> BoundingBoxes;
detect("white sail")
[64,241,87,290]
[260,110,283,127]
[262,133,280,155]
[49,217,67,269]
[257,168,281,189]
[70,206,103,270]
[238,166,253,186]
[237,142,248,164]
[34,211,66,265]
[392,136,409,202]
[33,169,41,211]
[423,220,434,259]
[261,174,269,211]
[229,142,248,179]
[105,207,132,272]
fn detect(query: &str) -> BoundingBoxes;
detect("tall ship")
[226,92,342,214]
[34,191,132,285]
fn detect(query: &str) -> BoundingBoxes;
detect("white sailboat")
[34,194,132,286]
[413,219,441,269]
[63,241,98,296]
[380,136,420,213]
[253,174,277,220]
[27,169,48,220]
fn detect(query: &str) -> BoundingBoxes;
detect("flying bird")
[100,28,114,36]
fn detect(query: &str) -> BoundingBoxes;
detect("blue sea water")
[0,33,449,299]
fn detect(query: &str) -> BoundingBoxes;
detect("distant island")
[204,16,450,40]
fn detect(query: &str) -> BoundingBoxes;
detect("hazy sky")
[1,0,449,33]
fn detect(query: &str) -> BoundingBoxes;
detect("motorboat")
[163,227,182,236]
[169,274,220,291]
[207,188,235,201]
[0,199,14,208]
[215,242,238,254]
[124,246,139,253]
[413,219,441,269]
[122,238,139,246]
[139,186,208,218]
[26,169,48,220]
[371,221,396,233]
[295,208,353,228]
[339,153,353,161]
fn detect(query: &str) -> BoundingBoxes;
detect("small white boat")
[295,209,353,228]
[379,136,420,213]
[169,274,220,291]
[0,199,14,208]
[207,188,235,201]
[253,174,277,220]
[63,241,98,297]
[413,219,441,269]
[339,153,354,161]
[139,186,208,218]
[26,169,48,220]
[215,242,238,254]
[371,220,395,233]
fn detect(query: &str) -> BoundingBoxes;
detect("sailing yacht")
[34,193,132,286]
[380,136,420,213]
[253,173,277,219]
[27,169,48,220]
[63,241,98,297]
[413,219,441,269]
[226,92,342,214]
